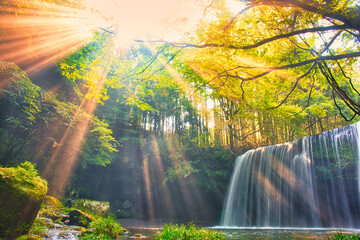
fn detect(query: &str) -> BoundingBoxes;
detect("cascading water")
[221,122,360,228]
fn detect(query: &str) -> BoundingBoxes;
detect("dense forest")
[0,0,359,224]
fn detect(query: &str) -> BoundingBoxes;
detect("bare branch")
[317,61,360,120]
[266,63,315,110]
[100,27,117,35]
[301,71,316,111]
[245,52,360,71]
[215,51,360,82]
[134,24,348,50]
[140,47,185,81]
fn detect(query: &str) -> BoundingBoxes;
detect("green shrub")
[156,223,226,240]
[86,216,123,238]
[329,231,360,240]
[79,233,113,240]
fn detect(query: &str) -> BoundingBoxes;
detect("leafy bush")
[79,233,113,240]
[86,216,123,238]
[156,223,226,240]
[329,231,360,240]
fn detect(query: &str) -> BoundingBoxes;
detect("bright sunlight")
[85,0,209,46]
[1,0,360,238]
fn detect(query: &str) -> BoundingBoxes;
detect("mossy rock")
[68,209,94,227]
[132,233,145,238]
[73,199,110,217]
[0,162,47,239]
[16,234,44,240]
[44,196,63,208]
[38,208,62,221]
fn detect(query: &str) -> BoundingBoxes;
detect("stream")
[119,219,360,240]
[43,218,360,239]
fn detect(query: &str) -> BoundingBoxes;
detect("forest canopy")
[0,0,359,220]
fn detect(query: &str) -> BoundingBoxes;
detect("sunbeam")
[0,0,95,74]
[42,60,112,196]
[165,135,213,220]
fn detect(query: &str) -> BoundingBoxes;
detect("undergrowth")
[28,218,48,237]
[79,216,124,239]
[156,222,226,240]
[329,231,360,240]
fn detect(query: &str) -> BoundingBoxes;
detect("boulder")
[73,199,110,217]
[0,162,47,239]
[68,209,94,227]
[38,208,68,222]
[122,200,132,210]
[44,195,63,208]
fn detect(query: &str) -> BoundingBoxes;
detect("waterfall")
[221,123,360,228]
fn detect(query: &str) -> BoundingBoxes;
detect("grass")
[31,195,126,240]
[78,233,113,240]
[329,231,360,240]
[156,222,226,240]
[28,218,48,237]
[79,216,124,239]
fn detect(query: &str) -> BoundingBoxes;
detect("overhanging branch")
[134,24,349,50]
[217,51,360,81]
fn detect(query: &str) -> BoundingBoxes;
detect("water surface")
[213,227,360,240]
[119,219,360,240]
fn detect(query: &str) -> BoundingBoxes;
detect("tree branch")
[245,51,360,71]
[245,0,360,31]
[135,24,348,50]
[266,63,315,110]
[215,51,360,82]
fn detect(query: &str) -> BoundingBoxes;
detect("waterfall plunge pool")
[117,226,360,240]
[212,227,360,239]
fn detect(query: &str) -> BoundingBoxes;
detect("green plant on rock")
[156,223,226,240]
[84,216,124,239]
[329,231,360,240]
[16,234,44,240]
[28,218,48,237]
[79,233,113,240]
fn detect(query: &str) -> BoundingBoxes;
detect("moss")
[73,199,110,217]
[0,162,47,239]
[44,196,63,208]
[0,162,47,201]
[69,209,94,227]
[28,218,48,237]
[0,61,29,84]
[16,234,44,240]
[132,233,144,237]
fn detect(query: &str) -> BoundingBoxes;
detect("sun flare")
[84,0,209,46]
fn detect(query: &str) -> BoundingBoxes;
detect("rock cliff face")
[0,162,47,239]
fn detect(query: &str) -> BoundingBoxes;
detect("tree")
[147,0,360,121]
